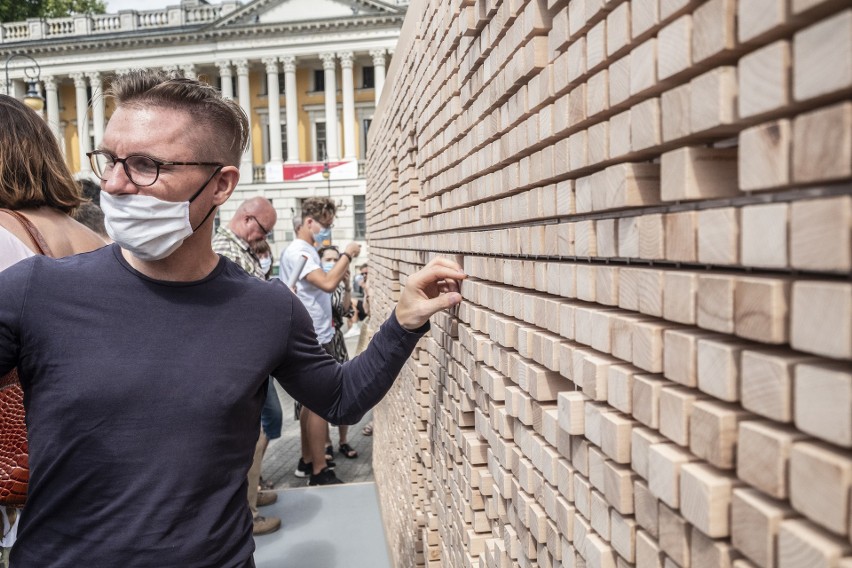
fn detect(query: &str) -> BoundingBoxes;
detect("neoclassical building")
[0,0,408,256]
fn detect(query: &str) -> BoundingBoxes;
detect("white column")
[86,72,105,150]
[215,61,233,99]
[235,59,254,180]
[319,52,339,161]
[43,76,61,142]
[338,51,356,160]
[70,73,91,175]
[282,55,299,163]
[370,49,387,104]
[263,57,284,182]
[179,64,197,80]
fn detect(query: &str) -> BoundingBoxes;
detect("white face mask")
[259,257,272,273]
[100,191,213,261]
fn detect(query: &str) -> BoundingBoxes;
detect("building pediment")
[211,0,401,29]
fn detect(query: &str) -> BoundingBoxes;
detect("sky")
[106,0,222,12]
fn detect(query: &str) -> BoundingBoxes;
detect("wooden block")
[738,40,791,119]
[790,441,852,536]
[589,121,611,165]
[660,146,739,202]
[630,38,658,96]
[737,420,808,500]
[734,276,790,344]
[731,487,796,568]
[680,462,739,537]
[658,503,691,568]
[795,361,852,448]
[609,54,632,108]
[637,213,666,260]
[697,208,740,265]
[604,461,636,515]
[741,348,814,423]
[618,217,640,259]
[738,0,791,44]
[648,443,696,508]
[691,0,737,64]
[793,9,852,102]
[558,391,587,436]
[631,0,659,38]
[632,374,667,429]
[634,479,660,538]
[690,66,738,134]
[658,15,692,80]
[792,101,852,184]
[610,109,633,158]
[778,519,852,568]
[596,220,619,259]
[632,320,667,373]
[608,365,635,414]
[601,411,635,464]
[663,271,698,325]
[662,82,692,142]
[607,2,632,57]
[689,399,750,470]
[664,329,715,388]
[637,269,664,318]
[697,336,743,401]
[691,526,740,568]
[601,163,662,211]
[791,281,852,360]
[739,120,793,192]
[740,202,790,268]
[631,97,663,151]
[659,385,703,446]
[618,267,641,313]
[636,529,665,568]
[632,427,668,480]
[697,274,736,333]
[611,509,637,563]
[591,489,612,541]
[665,211,698,262]
[790,196,852,273]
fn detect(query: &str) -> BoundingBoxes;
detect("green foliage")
[0,0,106,22]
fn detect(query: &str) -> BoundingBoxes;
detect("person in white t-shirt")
[279,197,361,485]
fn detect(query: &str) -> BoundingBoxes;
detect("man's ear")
[212,166,240,206]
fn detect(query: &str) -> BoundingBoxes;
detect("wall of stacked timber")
[365,0,852,567]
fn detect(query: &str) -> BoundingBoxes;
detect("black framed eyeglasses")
[249,216,270,236]
[87,150,224,187]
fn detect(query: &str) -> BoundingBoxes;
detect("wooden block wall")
[366,1,852,567]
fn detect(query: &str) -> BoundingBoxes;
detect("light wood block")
[691,526,740,568]
[739,120,793,192]
[690,399,750,470]
[604,460,636,516]
[697,208,740,265]
[660,146,739,202]
[731,488,796,568]
[648,443,696,508]
[737,420,808,500]
[618,217,640,259]
[738,0,791,44]
[697,273,736,333]
[601,163,662,211]
[691,0,737,64]
[795,361,852,448]
[789,441,852,536]
[680,462,739,538]
[741,348,814,423]
[631,0,659,39]
[740,202,790,268]
[633,374,668,429]
[778,519,852,568]
[793,9,852,101]
[610,109,633,158]
[697,337,742,401]
[607,2,632,57]
[636,529,665,568]
[638,268,665,318]
[638,213,666,260]
[792,101,852,184]
[659,385,704,446]
[630,38,658,96]
[663,329,715,388]
[690,66,738,134]
[662,83,692,142]
[665,211,698,262]
[608,365,635,415]
[558,391,587,436]
[738,40,791,119]
[611,509,637,563]
[634,479,660,537]
[658,15,693,80]
[734,276,790,344]
[631,97,663,151]
[790,196,852,273]
[658,503,691,568]
[633,320,668,374]
[663,271,699,325]
[632,427,668,481]
[600,411,635,464]
[791,280,852,360]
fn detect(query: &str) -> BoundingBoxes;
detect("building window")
[278,74,286,95]
[313,69,325,92]
[360,118,372,160]
[362,66,375,89]
[315,122,327,161]
[280,122,288,162]
[354,195,366,239]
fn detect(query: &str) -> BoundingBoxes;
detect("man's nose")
[102,163,138,195]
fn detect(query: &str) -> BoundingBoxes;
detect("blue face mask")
[315,227,332,248]
[322,261,335,273]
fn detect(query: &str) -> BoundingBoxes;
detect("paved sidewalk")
[261,332,376,489]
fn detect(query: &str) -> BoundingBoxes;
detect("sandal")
[259,476,275,491]
[339,443,358,459]
[325,445,334,461]
[361,422,373,436]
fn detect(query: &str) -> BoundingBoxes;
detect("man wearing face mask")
[0,70,466,567]
[280,198,361,486]
[211,197,282,536]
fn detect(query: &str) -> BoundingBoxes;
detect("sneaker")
[294,458,311,478]
[252,515,281,536]
[308,466,344,486]
[256,491,277,507]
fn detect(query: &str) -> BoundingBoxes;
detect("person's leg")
[247,429,270,517]
[307,410,329,475]
[338,424,359,458]
[259,380,283,488]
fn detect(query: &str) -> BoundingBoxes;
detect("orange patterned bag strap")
[0,209,54,258]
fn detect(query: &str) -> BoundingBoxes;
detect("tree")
[0,0,105,22]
